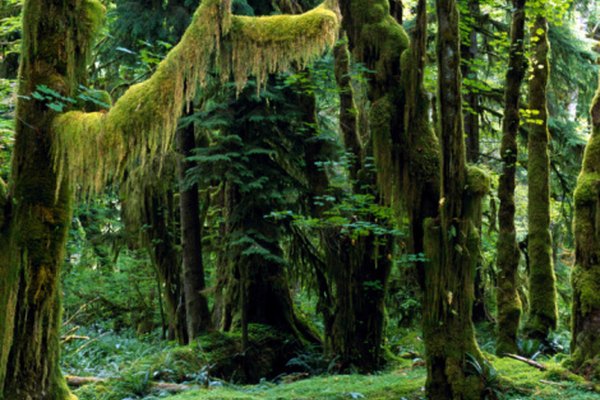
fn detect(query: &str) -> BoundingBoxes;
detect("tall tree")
[0,0,338,396]
[496,0,526,355]
[571,74,600,380]
[334,0,408,371]
[525,15,558,341]
[422,0,488,397]
[177,109,212,340]
[461,0,481,164]
[0,0,103,397]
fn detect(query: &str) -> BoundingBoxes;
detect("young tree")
[177,110,212,340]
[496,0,526,356]
[0,0,338,397]
[525,15,558,341]
[571,75,600,380]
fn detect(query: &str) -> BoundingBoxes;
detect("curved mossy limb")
[570,76,600,380]
[524,16,558,341]
[496,0,526,356]
[52,0,338,197]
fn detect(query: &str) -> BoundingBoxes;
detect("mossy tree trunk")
[336,0,406,372]
[496,0,526,356]
[0,0,100,397]
[177,108,212,341]
[460,0,488,324]
[325,31,394,373]
[422,0,487,398]
[525,16,558,341]
[461,0,480,165]
[220,186,317,344]
[570,76,600,380]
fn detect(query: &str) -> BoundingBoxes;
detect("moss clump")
[465,165,490,197]
[194,324,304,383]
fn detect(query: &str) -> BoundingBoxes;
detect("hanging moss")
[227,4,339,91]
[570,75,600,380]
[53,0,338,196]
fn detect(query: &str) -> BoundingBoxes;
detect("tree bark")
[570,75,600,380]
[326,30,394,373]
[461,0,481,165]
[142,188,188,343]
[0,0,101,397]
[525,16,558,341]
[496,0,526,356]
[177,107,211,340]
[422,0,486,397]
[460,0,487,324]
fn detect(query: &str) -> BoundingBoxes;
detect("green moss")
[0,178,6,229]
[165,367,426,400]
[465,165,490,196]
[52,0,339,196]
[228,4,338,91]
[525,16,557,341]
[572,267,600,315]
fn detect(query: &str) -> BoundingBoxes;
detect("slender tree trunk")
[142,188,187,343]
[525,16,558,341]
[177,107,211,340]
[422,0,487,397]
[496,0,526,355]
[570,74,600,380]
[461,0,480,165]
[460,0,488,323]
[0,0,101,397]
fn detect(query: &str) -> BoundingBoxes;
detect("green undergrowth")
[164,368,425,400]
[62,326,600,400]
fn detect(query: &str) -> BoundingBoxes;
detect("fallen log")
[503,353,546,371]
[65,375,195,393]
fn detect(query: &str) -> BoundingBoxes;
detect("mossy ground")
[64,326,600,400]
[164,357,600,400]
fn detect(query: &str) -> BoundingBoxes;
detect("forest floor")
[62,326,600,400]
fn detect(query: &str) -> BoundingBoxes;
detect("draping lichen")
[53,0,338,196]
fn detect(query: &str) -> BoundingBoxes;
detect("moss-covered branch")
[0,178,7,230]
[52,0,338,195]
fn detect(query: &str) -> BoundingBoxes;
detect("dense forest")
[0,0,600,398]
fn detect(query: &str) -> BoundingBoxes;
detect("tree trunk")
[525,16,558,341]
[496,0,526,356]
[142,188,188,343]
[570,75,600,380]
[460,0,488,324]
[326,34,394,373]
[422,0,487,397]
[461,0,480,165]
[177,107,211,340]
[0,0,101,397]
